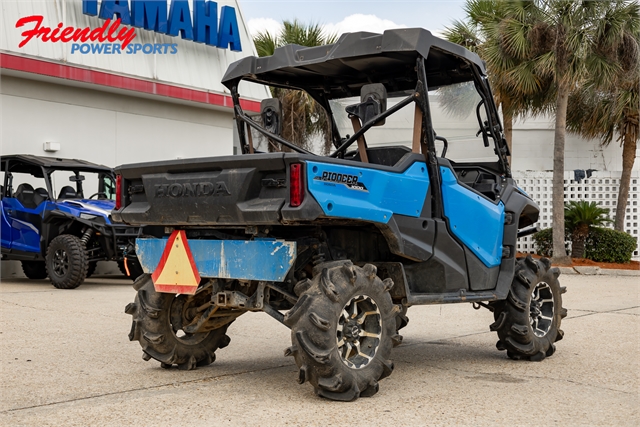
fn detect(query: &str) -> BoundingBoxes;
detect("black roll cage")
[1,158,116,201]
[228,54,511,178]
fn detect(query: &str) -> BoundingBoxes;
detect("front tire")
[396,304,409,333]
[125,275,233,370]
[21,261,48,280]
[45,235,88,289]
[285,261,399,401]
[491,255,567,361]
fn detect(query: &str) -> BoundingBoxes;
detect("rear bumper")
[135,238,296,282]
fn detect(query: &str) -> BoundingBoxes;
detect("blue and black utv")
[115,29,566,401]
[1,155,143,288]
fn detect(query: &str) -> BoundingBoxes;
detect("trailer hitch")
[215,281,287,326]
[216,281,266,310]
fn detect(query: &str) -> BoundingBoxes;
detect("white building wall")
[514,170,640,260]
[0,76,234,166]
[511,115,637,173]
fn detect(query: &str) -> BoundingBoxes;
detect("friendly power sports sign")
[15,0,242,55]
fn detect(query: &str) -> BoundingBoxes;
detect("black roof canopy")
[222,28,486,99]
[1,154,112,174]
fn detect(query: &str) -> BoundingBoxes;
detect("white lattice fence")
[513,170,640,260]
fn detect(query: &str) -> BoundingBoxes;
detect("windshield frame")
[45,167,116,201]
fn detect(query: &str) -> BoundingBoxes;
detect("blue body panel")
[440,166,505,268]
[1,201,13,250]
[306,161,429,223]
[135,238,297,282]
[0,198,49,253]
[47,200,115,224]
[1,197,115,254]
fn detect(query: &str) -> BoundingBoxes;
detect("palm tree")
[449,1,637,264]
[253,21,337,154]
[443,0,553,156]
[564,201,612,259]
[502,0,638,264]
[566,17,640,232]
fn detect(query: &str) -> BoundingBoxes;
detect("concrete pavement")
[0,274,637,426]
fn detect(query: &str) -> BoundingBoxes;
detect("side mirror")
[346,83,388,126]
[261,98,282,136]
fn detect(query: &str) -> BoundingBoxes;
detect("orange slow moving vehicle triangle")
[151,230,201,294]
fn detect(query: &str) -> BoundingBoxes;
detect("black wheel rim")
[52,249,68,277]
[336,295,382,369]
[530,282,555,337]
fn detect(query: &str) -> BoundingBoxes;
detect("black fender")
[493,182,540,299]
[40,210,112,256]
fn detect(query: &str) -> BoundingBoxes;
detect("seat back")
[34,188,49,206]
[14,183,37,209]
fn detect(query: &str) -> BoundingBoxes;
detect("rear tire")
[45,235,88,289]
[491,255,566,361]
[285,261,398,401]
[21,261,48,280]
[125,275,233,370]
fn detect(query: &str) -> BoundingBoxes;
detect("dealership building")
[1,0,638,278]
[1,0,268,167]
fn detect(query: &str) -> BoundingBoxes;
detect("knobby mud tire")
[396,304,409,333]
[491,255,566,361]
[285,261,398,401]
[21,261,48,280]
[125,275,232,370]
[45,234,88,289]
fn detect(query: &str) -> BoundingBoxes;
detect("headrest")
[58,185,77,199]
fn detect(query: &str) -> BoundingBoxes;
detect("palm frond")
[499,18,531,60]
[565,201,613,230]
[254,30,278,58]
[252,20,337,153]
[443,20,482,50]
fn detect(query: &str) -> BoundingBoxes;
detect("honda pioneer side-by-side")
[114,28,566,401]
[1,155,144,288]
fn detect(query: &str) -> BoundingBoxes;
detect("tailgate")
[114,154,288,226]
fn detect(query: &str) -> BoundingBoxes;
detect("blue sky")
[238,0,468,37]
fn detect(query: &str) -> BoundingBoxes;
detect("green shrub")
[533,227,636,263]
[585,227,637,263]
[532,228,571,257]
[533,228,553,257]
[564,201,612,258]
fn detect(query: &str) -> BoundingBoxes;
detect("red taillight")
[115,174,122,210]
[290,163,304,207]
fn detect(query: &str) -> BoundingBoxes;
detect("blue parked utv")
[1,155,144,288]
[115,29,566,401]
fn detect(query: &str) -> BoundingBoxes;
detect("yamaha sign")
[82,0,242,51]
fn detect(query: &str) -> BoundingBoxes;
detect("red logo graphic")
[15,15,137,48]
